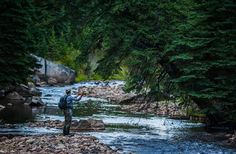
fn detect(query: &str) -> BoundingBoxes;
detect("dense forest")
[0,0,235,127]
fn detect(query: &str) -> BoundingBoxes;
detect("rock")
[33,55,76,84]
[30,96,44,106]
[27,82,42,96]
[38,81,47,86]
[5,91,25,100]
[0,105,5,111]
[229,132,236,144]
[0,135,117,154]
[32,75,41,86]
[7,103,12,106]
[56,144,65,149]
[1,84,41,102]
[29,87,42,96]
[48,77,58,85]
[44,94,52,97]
[28,82,35,89]
[15,84,31,97]
[26,138,34,144]
[0,137,7,142]
[72,119,105,131]
[0,90,5,97]
[78,82,135,103]
[14,84,41,97]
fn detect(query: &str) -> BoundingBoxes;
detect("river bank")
[1,119,235,149]
[77,82,188,118]
[0,81,235,153]
[0,134,117,154]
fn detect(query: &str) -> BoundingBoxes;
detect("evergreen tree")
[165,0,236,125]
[75,0,236,126]
[0,0,38,86]
[30,0,80,70]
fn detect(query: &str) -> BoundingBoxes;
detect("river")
[0,81,235,154]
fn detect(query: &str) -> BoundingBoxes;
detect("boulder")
[32,75,40,86]
[71,119,105,131]
[29,87,42,96]
[0,105,5,111]
[15,84,31,97]
[34,55,76,84]
[29,96,44,106]
[48,77,58,85]
[14,84,41,97]
[5,91,25,100]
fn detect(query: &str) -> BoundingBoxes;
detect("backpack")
[58,95,68,109]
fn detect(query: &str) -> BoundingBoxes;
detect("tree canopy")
[0,0,235,126]
[74,0,236,126]
[0,0,38,86]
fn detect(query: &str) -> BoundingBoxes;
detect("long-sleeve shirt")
[66,95,83,109]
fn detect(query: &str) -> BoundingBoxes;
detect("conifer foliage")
[0,0,235,125]
[166,0,236,125]
[0,0,37,86]
[75,0,236,125]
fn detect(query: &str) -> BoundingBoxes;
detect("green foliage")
[109,66,128,80]
[75,74,88,82]
[1,0,235,125]
[75,0,236,125]
[0,0,38,86]
[165,0,236,124]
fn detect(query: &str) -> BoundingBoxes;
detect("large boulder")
[71,119,105,131]
[1,83,44,106]
[5,91,25,100]
[34,55,76,85]
[15,84,41,97]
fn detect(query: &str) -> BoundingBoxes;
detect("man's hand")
[77,91,85,96]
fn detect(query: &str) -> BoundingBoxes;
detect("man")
[63,89,84,135]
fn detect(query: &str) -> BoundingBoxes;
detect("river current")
[0,81,235,154]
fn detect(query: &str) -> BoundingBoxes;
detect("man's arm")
[75,94,83,101]
[74,91,85,102]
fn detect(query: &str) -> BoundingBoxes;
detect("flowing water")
[0,81,235,154]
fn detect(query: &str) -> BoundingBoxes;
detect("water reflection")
[0,104,34,124]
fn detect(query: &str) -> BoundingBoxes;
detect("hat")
[66,89,71,94]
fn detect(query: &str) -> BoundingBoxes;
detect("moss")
[75,74,88,82]
[190,113,206,118]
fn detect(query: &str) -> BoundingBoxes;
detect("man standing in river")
[63,89,84,135]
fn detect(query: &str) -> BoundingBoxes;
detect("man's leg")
[63,109,72,135]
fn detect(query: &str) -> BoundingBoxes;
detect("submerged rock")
[72,119,105,131]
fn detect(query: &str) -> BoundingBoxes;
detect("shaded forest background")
[0,0,235,127]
